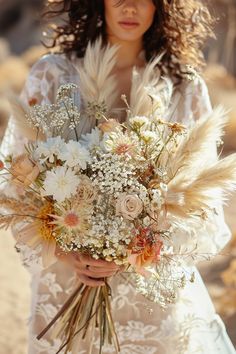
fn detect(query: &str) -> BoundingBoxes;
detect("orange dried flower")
[168,122,186,133]
[0,160,4,170]
[128,227,163,272]
[28,97,38,106]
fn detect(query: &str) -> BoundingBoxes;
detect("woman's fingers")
[56,249,119,270]
[78,254,119,269]
[76,267,115,278]
[87,265,119,274]
[77,274,105,287]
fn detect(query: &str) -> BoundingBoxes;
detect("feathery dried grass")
[164,202,189,219]
[0,196,39,214]
[185,153,236,198]
[165,153,236,216]
[0,214,24,230]
[168,106,228,187]
[0,194,40,230]
[129,54,172,117]
[77,38,118,110]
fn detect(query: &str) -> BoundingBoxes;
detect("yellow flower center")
[37,202,55,241]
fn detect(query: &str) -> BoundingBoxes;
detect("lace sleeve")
[173,76,232,264]
[1,54,63,157]
[0,54,78,274]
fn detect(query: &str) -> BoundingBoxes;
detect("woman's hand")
[56,249,121,287]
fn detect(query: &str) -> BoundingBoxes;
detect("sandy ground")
[0,196,235,354]
[0,231,30,354]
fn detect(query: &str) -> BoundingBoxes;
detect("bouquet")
[1,40,236,353]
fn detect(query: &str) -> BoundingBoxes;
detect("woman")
[1,0,236,353]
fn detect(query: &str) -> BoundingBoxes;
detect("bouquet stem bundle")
[37,281,120,354]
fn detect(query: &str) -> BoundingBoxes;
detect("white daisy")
[42,166,80,202]
[79,127,102,150]
[35,137,66,163]
[58,140,91,169]
[129,116,149,129]
[140,131,158,143]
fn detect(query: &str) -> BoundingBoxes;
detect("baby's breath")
[26,84,81,137]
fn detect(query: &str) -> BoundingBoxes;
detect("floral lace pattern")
[1,53,235,354]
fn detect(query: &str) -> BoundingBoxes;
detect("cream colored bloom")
[105,132,135,156]
[116,193,143,220]
[140,131,157,143]
[42,166,80,203]
[129,116,149,129]
[35,136,66,163]
[17,202,57,268]
[76,176,97,203]
[50,202,90,237]
[10,153,40,187]
[59,140,91,169]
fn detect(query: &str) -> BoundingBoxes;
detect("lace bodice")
[1,53,235,354]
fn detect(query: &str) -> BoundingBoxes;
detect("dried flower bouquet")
[1,40,236,353]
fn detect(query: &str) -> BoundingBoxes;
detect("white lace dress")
[1,53,236,354]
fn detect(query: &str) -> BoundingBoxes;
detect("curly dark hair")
[42,0,215,83]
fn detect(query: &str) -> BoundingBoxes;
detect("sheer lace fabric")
[1,53,235,354]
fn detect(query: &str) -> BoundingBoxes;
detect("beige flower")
[105,131,135,156]
[10,153,40,187]
[50,201,90,237]
[116,193,143,220]
[76,176,97,203]
[18,202,57,268]
[129,116,149,129]
[98,119,120,133]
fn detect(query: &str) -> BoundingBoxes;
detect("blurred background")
[0,1,235,353]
